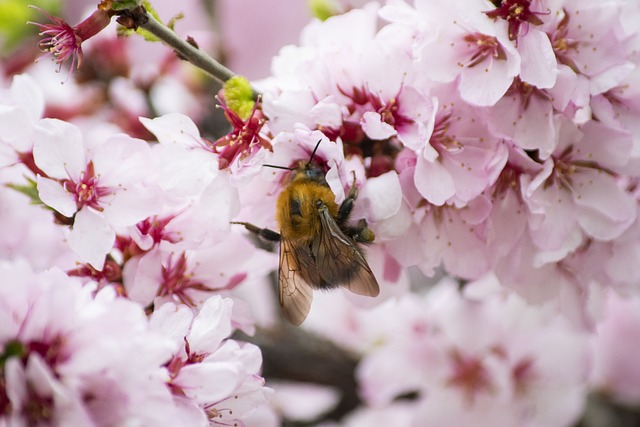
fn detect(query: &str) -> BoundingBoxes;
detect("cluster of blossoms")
[254,0,640,324]
[303,276,591,426]
[0,261,271,426]
[1,0,640,425]
[0,74,276,424]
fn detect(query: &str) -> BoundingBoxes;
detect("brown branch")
[236,324,362,425]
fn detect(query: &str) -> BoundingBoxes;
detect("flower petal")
[188,296,234,354]
[361,111,397,140]
[33,119,85,180]
[68,208,115,270]
[36,176,77,217]
[518,30,558,89]
[176,363,240,404]
[414,155,455,206]
[140,113,202,147]
[357,171,402,222]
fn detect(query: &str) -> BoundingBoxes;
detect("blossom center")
[62,161,112,212]
[213,97,272,170]
[136,215,180,246]
[548,10,581,72]
[546,144,609,190]
[430,112,463,154]
[462,33,507,68]
[159,253,205,306]
[485,0,546,42]
[446,350,493,403]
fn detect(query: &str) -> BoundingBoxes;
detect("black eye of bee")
[304,164,325,181]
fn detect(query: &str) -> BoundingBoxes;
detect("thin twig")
[137,12,235,86]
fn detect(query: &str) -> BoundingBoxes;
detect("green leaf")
[0,0,60,53]
[0,340,26,368]
[224,76,255,120]
[308,0,338,21]
[117,0,182,43]
[6,177,44,206]
[110,0,140,12]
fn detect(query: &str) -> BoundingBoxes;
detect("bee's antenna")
[263,164,295,171]
[307,139,323,165]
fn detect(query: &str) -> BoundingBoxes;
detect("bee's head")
[265,139,328,183]
[287,160,324,184]
[289,139,327,183]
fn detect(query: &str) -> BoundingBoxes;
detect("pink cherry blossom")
[0,182,75,271]
[212,96,273,178]
[30,6,112,74]
[522,118,636,250]
[590,291,640,406]
[357,276,590,427]
[413,84,509,206]
[382,0,522,106]
[484,0,558,88]
[0,261,180,426]
[32,119,162,269]
[123,232,275,332]
[140,113,220,198]
[150,296,272,426]
[484,78,559,159]
[3,1,640,425]
[543,0,633,96]
[0,74,45,169]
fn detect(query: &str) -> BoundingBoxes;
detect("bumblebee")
[233,145,380,325]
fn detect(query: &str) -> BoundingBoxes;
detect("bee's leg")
[337,171,359,224]
[338,172,376,244]
[231,222,281,242]
[348,219,375,244]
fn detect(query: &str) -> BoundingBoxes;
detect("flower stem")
[137,11,258,95]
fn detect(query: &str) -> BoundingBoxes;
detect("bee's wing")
[278,239,315,325]
[315,205,380,297]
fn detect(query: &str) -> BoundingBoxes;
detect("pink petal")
[442,144,507,204]
[11,74,44,121]
[459,58,515,106]
[270,382,339,422]
[68,208,115,270]
[309,97,344,128]
[357,171,402,222]
[102,187,160,228]
[4,358,27,411]
[149,302,194,351]
[139,113,202,147]
[36,176,77,217]
[0,107,34,156]
[518,30,558,89]
[574,170,637,240]
[577,121,633,170]
[122,250,164,306]
[414,155,455,206]
[373,201,412,239]
[361,111,397,140]
[396,90,436,151]
[188,296,233,354]
[176,363,240,403]
[527,183,578,251]
[151,143,216,197]
[516,96,556,158]
[92,134,153,185]
[419,34,466,83]
[193,174,241,232]
[33,119,85,180]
